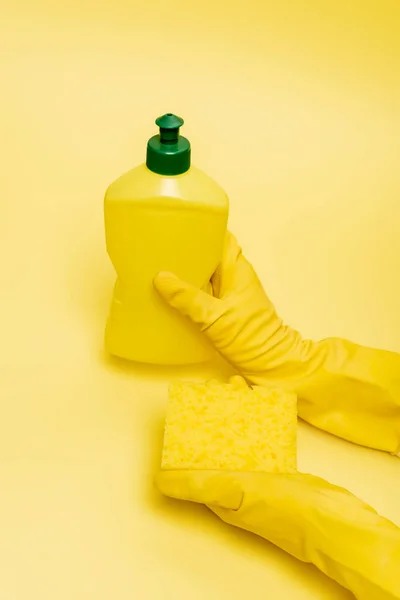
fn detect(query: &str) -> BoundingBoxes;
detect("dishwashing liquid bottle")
[104,113,229,365]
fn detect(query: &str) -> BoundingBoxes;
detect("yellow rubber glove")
[155,468,400,600]
[154,232,400,454]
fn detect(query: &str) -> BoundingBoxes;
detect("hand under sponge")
[161,378,298,473]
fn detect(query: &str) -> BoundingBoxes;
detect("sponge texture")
[161,380,297,474]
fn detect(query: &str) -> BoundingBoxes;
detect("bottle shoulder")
[104,164,229,210]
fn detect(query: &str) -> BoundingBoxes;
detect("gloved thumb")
[155,469,244,510]
[153,272,220,328]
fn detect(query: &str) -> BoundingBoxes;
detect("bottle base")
[104,321,215,367]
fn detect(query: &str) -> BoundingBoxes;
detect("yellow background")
[1,1,399,598]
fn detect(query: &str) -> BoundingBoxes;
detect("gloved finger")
[211,232,241,298]
[229,375,249,388]
[155,469,244,510]
[212,232,262,299]
[153,272,220,328]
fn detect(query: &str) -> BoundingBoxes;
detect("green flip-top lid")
[146,113,191,176]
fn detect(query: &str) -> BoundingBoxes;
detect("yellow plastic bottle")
[104,114,229,365]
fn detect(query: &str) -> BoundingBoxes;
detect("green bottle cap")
[146,113,191,176]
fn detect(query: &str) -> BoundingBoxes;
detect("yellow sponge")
[161,379,298,474]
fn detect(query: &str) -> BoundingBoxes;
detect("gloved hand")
[154,232,400,454]
[156,467,400,600]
